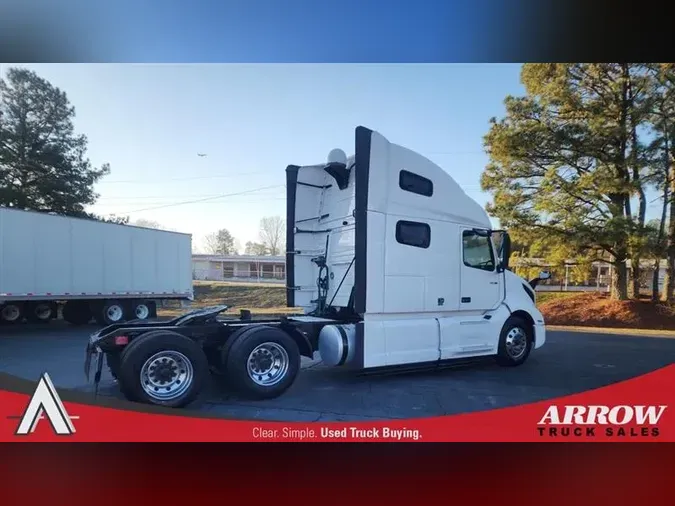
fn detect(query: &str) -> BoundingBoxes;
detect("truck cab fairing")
[286,126,495,317]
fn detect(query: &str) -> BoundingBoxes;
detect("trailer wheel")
[95,300,126,325]
[495,316,533,367]
[27,302,56,323]
[224,326,300,399]
[130,301,152,321]
[0,303,24,324]
[62,301,92,325]
[117,330,208,408]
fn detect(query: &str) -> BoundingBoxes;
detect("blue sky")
[12,64,524,251]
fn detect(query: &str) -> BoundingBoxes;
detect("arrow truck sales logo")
[537,405,667,438]
[9,373,78,436]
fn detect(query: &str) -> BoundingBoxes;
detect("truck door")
[459,228,502,311]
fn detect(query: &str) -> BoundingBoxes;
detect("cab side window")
[462,230,495,271]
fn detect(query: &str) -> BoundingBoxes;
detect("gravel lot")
[1,322,674,421]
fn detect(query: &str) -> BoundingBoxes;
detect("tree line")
[483,64,675,302]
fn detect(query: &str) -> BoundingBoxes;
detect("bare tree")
[258,216,285,256]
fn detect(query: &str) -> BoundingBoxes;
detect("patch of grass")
[158,280,299,317]
[536,291,583,305]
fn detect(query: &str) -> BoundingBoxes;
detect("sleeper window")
[399,170,433,197]
[462,230,495,271]
[396,221,430,249]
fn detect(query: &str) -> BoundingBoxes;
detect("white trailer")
[85,126,550,408]
[0,208,193,325]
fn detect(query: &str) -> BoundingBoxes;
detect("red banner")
[1,365,673,442]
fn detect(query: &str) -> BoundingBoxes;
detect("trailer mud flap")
[84,343,103,385]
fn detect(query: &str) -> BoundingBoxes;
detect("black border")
[354,126,372,316]
[285,165,300,308]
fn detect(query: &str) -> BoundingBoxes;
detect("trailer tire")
[495,316,533,367]
[95,300,126,326]
[62,301,92,325]
[130,300,152,321]
[117,330,208,408]
[0,303,24,324]
[27,302,56,323]
[224,326,300,400]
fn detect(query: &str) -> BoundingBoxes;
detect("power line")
[97,197,287,208]
[99,171,268,184]
[124,184,285,213]
[98,191,285,200]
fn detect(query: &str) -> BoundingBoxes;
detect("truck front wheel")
[117,330,208,408]
[495,316,533,367]
[224,326,301,400]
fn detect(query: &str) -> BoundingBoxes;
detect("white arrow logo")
[15,373,78,436]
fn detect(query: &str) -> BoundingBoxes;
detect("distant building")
[511,257,668,292]
[192,254,286,283]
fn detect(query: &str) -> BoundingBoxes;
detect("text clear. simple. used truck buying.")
[0,208,193,326]
[85,126,550,407]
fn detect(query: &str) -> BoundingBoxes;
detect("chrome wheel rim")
[505,327,528,360]
[107,305,124,322]
[135,304,150,319]
[140,351,194,401]
[35,304,52,320]
[2,305,20,322]
[247,342,289,386]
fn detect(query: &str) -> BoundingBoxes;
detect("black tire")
[26,302,56,323]
[117,330,208,408]
[95,300,126,326]
[495,316,533,367]
[62,301,92,325]
[224,326,300,400]
[106,352,122,380]
[130,300,152,321]
[0,303,24,324]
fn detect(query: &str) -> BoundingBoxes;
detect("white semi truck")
[85,126,549,407]
[0,208,193,326]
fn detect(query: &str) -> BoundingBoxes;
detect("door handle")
[461,297,471,303]
[489,281,498,285]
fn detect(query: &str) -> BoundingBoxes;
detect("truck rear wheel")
[27,302,56,323]
[0,303,24,324]
[495,316,533,367]
[117,330,208,408]
[224,326,300,400]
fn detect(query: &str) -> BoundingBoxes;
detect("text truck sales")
[537,405,667,438]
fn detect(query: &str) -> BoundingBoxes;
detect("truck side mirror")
[539,271,551,280]
[499,233,511,272]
